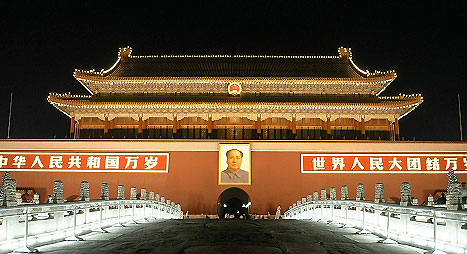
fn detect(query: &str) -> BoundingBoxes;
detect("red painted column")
[395,117,400,140]
[138,116,143,134]
[104,116,109,134]
[360,117,366,135]
[70,117,75,138]
[326,117,331,135]
[173,116,178,134]
[256,115,262,134]
[208,116,213,134]
[292,116,297,135]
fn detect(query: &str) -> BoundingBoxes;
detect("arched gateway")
[217,188,251,218]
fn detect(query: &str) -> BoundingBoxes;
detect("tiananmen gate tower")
[2,47,466,217]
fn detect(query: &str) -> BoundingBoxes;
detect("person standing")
[275,206,281,219]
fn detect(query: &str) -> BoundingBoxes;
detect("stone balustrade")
[284,182,467,254]
[0,176,183,253]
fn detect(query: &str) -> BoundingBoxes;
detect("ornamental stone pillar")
[33,193,40,204]
[427,194,434,207]
[297,200,301,206]
[306,194,312,202]
[0,171,13,204]
[320,189,326,201]
[356,183,365,201]
[149,191,155,200]
[330,187,336,200]
[166,199,171,205]
[117,185,125,200]
[130,187,137,200]
[400,182,411,206]
[101,183,110,200]
[53,180,64,204]
[140,188,147,200]
[2,179,17,207]
[447,183,461,210]
[341,185,349,200]
[80,181,90,201]
[374,183,385,203]
[15,192,22,205]
[161,196,165,203]
[301,197,306,204]
[155,194,160,201]
[313,191,319,201]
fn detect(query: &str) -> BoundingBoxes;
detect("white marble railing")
[0,200,183,253]
[284,200,467,254]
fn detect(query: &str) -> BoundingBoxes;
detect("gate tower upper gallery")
[48,47,422,140]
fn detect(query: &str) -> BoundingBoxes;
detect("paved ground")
[27,219,426,254]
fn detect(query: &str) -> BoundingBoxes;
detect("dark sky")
[1,2,465,141]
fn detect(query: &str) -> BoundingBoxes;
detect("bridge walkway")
[26,219,425,254]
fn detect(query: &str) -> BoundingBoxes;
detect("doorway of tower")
[217,187,251,219]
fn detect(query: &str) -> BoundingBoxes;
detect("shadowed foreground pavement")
[32,219,425,254]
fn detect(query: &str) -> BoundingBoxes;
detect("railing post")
[96,201,108,233]
[341,204,352,228]
[329,201,334,224]
[114,200,125,227]
[14,206,38,253]
[127,201,137,224]
[382,206,396,244]
[65,205,83,241]
[357,204,370,234]
[428,211,447,254]
[319,202,323,221]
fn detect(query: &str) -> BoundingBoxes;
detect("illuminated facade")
[48,47,422,140]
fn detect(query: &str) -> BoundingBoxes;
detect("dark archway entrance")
[217,188,251,218]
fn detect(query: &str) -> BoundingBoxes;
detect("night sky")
[1,2,465,141]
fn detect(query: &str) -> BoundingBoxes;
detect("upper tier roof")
[74,47,394,79]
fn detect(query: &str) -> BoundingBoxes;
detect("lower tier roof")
[48,94,422,122]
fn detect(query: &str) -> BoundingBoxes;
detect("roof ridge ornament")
[338,47,351,60]
[118,46,132,61]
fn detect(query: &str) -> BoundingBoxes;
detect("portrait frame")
[218,143,251,185]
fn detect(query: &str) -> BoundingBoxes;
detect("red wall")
[5,149,465,215]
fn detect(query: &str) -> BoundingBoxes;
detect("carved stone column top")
[313,191,319,201]
[117,185,125,200]
[356,183,365,201]
[80,181,90,201]
[320,189,327,201]
[140,188,147,200]
[53,180,64,204]
[101,182,110,200]
[130,187,137,200]
[341,185,349,200]
[374,183,385,203]
[2,178,17,207]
